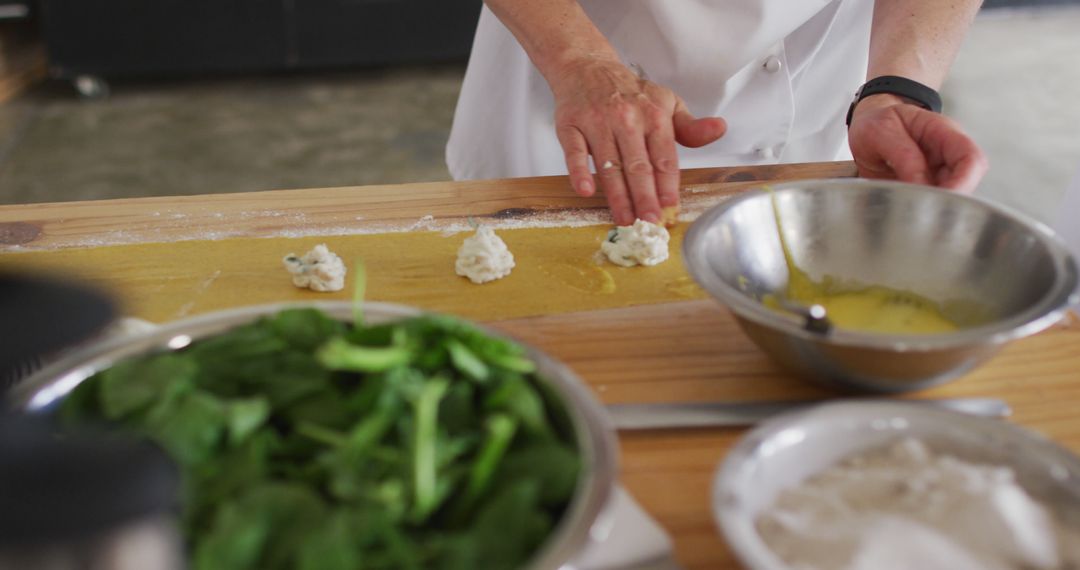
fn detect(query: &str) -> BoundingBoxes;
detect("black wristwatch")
[845,75,943,127]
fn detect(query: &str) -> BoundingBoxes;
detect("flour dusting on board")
[409,214,437,231]
[173,269,223,319]
[8,194,732,250]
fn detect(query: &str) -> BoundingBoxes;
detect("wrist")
[545,51,624,97]
[849,93,908,122]
[845,75,942,127]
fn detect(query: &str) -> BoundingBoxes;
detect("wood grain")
[0,161,857,250]
[7,160,1070,569]
[488,302,1080,569]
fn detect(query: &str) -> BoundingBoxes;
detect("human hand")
[848,94,988,193]
[549,58,727,225]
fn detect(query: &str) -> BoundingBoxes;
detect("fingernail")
[578,180,594,195]
[642,212,660,223]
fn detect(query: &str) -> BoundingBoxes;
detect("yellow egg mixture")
[766,192,960,335]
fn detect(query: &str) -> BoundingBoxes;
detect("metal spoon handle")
[606,398,1012,431]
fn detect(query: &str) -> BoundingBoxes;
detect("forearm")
[483,0,619,94]
[868,0,983,89]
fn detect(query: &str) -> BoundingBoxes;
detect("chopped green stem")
[347,410,395,453]
[352,260,367,326]
[466,414,518,502]
[296,422,348,448]
[317,337,411,373]
[412,378,450,521]
[446,339,489,381]
[487,352,537,374]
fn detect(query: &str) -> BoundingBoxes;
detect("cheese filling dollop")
[456,227,515,284]
[283,244,347,292]
[600,219,670,267]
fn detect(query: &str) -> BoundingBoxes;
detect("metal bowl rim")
[9,300,619,570]
[683,179,1080,351]
[711,399,1080,570]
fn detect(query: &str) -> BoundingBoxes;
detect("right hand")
[549,58,727,225]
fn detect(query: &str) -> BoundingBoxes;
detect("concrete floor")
[0,6,1078,227]
[0,65,463,203]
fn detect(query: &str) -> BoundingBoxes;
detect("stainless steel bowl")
[713,401,1080,570]
[9,301,619,570]
[683,179,1080,392]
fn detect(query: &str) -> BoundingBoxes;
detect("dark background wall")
[37,0,484,80]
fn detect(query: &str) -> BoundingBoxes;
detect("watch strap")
[845,75,943,126]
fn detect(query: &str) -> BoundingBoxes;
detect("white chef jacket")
[446,0,873,181]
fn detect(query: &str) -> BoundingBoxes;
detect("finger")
[856,129,933,186]
[613,126,662,224]
[882,143,933,186]
[936,149,988,194]
[886,143,933,186]
[645,119,680,210]
[673,97,727,148]
[922,118,989,194]
[610,102,663,223]
[556,125,596,197]
[586,131,635,225]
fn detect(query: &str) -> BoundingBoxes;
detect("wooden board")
[488,301,1080,569]
[7,161,1076,569]
[0,161,856,250]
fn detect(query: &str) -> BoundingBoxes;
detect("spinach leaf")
[442,480,551,570]
[284,389,354,431]
[144,390,226,465]
[99,353,197,420]
[195,483,326,570]
[438,381,476,434]
[192,499,272,570]
[484,374,553,440]
[296,512,361,570]
[59,307,583,570]
[497,442,581,506]
[226,397,271,446]
[185,430,279,534]
[270,308,345,350]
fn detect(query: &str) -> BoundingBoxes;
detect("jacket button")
[763,56,782,73]
[755,147,776,160]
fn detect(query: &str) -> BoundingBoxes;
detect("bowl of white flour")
[714,401,1080,570]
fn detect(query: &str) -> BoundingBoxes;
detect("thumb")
[673,97,726,148]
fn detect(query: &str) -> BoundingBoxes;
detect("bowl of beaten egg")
[682,179,1079,392]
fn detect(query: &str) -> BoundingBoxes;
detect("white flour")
[6,191,735,252]
[757,438,1080,570]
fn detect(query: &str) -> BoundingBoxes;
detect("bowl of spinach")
[12,301,618,570]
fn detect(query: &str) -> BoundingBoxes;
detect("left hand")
[847,94,988,193]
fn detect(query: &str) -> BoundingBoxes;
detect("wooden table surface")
[3,161,1079,569]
